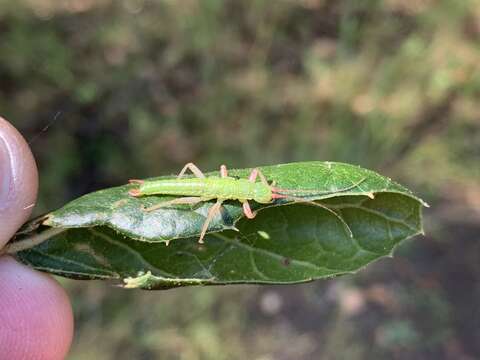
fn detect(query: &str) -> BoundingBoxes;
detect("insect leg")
[248,168,269,186]
[257,169,270,186]
[242,201,256,219]
[199,199,224,243]
[144,196,204,212]
[220,164,228,178]
[177,162,206,179]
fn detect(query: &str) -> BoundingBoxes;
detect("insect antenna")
[269,178,367,238]
[271,177,367,197]
[271,193,354,238]
[28,111,62,145]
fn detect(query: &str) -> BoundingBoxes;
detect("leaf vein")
[27,248,118,277]
[212,233,338,273]
[88,228,176,278]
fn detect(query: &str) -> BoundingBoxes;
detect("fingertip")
[0,116,39,247]
[0,256,73,360]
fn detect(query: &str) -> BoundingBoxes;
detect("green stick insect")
[129,163,366,243]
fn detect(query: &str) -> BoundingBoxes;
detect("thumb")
[0,116,38,246]
[0,116,73,360]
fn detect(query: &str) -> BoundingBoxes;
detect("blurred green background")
[2,0,479,359]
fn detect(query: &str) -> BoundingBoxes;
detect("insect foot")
[129,189,142,197]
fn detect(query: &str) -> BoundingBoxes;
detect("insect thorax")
[200,178,271,203]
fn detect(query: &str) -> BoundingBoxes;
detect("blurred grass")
[1,0,479,359]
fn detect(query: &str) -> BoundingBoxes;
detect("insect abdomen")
[138,178,207,197]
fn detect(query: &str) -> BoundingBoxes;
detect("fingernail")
[0,135,14,208]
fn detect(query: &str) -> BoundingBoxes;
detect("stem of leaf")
[2,227,66,255]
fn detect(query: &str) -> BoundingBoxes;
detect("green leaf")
[8,162,427,290]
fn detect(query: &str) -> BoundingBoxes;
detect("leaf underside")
[11,162,427,290]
